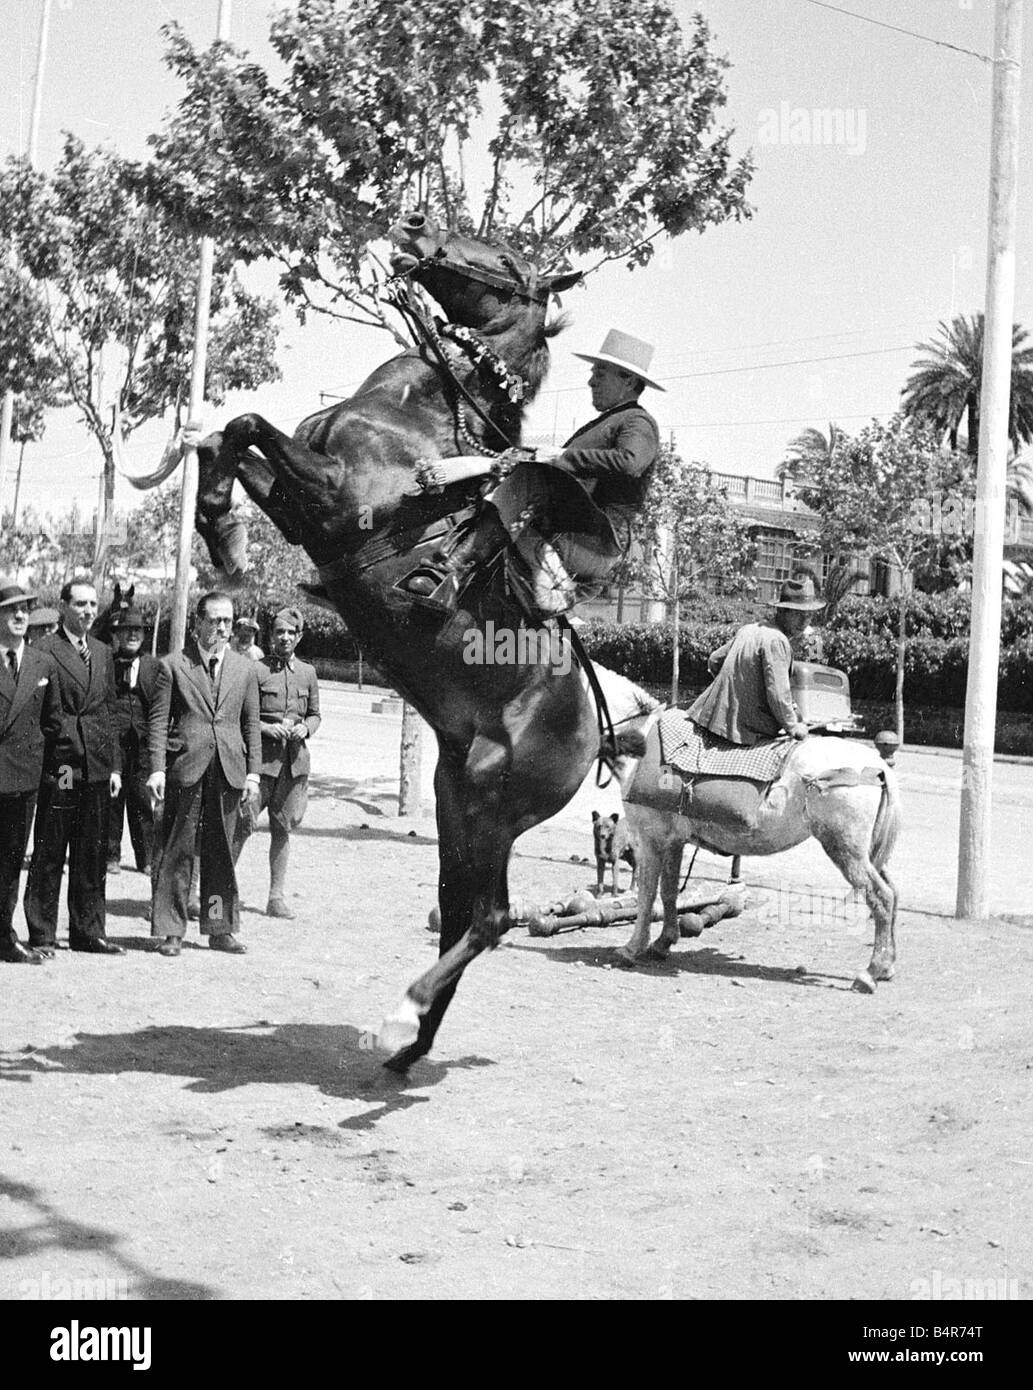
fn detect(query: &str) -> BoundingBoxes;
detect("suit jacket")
[553,401,660,546]
[254,656,321,779]
[0,646,62,794]
[686,621,798,747]
[35,630,122,782]
[149,642,261,791]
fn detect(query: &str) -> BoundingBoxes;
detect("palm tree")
[901,313,1033,455]
[778,422,846,491]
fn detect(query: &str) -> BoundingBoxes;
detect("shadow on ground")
[0,1022,494,1129]
[0,1174,216,1300]
[515,937,853,988]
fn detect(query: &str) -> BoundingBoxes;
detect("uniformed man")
[233,607,320,919]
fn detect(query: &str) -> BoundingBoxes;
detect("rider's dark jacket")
[551,401,660,551]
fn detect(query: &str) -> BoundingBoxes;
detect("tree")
[901,313,1033,456]
[798,415,972,741]
[778,422,846,490]
[622,443,755,702]
[142,0,754,333]
[0,139,282,577]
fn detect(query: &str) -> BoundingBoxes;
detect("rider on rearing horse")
[399,328,664,616]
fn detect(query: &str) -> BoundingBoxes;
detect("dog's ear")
[610,813,619,824]
[592,810,600,821]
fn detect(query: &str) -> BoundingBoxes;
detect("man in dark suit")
[147,592,261,957]
[24,575,124,957]
[106,606,161,875]
[232,607,321,919]
[0,582,61,965]
[399,328,662,615]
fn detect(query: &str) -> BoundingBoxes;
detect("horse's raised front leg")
[379,738,515,1072]
[196,413,349,573]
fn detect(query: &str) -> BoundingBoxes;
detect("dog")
[592,810,638,896]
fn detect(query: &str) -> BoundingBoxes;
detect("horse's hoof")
[377,996,422,1055]
[852,970,877,994]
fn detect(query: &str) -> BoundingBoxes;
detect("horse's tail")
[870,765,900,871]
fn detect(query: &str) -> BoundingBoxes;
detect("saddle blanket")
[658,709,796,783]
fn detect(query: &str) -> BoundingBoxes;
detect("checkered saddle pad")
[658,709,796,783]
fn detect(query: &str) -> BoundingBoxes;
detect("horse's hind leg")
[812,797,897,992]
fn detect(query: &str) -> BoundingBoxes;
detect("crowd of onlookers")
[0,575,320,966]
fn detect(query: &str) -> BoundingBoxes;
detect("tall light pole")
[169,0,233,653]
[0,0,52,526]
[956,0,1024,919]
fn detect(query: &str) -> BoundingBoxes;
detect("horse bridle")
[394,246,548,305]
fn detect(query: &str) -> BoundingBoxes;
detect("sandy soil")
[1,695,1030,1302]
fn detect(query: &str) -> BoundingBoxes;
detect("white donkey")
[600,676,901,993]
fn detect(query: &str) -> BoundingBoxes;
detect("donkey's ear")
[547,270,582,295]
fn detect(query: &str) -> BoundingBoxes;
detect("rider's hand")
[790,721,810,740]
[179,422,204,453]
[533,445,563,463]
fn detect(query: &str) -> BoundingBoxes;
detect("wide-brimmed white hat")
[573,329,665,391]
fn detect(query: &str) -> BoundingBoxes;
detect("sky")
[0,0,1023,517]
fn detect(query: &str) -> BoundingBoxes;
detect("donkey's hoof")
[645,942,672,962]
[377,996,422,1056]
[614,946,642,968]
[852,970,877,994]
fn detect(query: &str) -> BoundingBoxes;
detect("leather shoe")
[0,942,44,965]
[70,938,126,956]
[30,944,56,959]
[209,934,246,954]
[266,897,295,920]
[157,937,182,957]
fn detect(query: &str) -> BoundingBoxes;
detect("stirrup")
[394,562,460,614]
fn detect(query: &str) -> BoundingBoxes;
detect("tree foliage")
[142,0,753,331]
[901,313,1033,455]
[0,138,282,573]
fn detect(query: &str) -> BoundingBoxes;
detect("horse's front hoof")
[852,970,877,994]
[377,995,422,1056]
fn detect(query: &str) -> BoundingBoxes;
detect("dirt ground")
[1,692,1031,1302]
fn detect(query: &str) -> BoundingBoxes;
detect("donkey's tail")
[870,765,901,871]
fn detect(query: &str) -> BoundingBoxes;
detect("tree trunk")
[895,576,909,743]
[398,702,422,816]
[670,592,681,706]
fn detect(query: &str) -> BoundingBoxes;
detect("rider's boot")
[397,508,509,613]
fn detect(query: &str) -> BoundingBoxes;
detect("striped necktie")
[78,638,91,670]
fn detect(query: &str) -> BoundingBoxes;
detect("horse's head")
[389,209,580,335]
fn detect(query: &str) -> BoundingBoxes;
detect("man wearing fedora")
[686,574,826,747]
[0,583,61,964]
[398,327,663,616]
[24,574,124,956]
[106,606,161,876]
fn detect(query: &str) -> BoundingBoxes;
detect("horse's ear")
[113,582,123,603]
[126,584,135,603]
[547,270,582,295]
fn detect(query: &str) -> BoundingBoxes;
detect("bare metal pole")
[169,0,233,653]
[0,0,52,526]
[956,0,1023,920]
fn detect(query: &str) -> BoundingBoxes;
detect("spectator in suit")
[24,576,124,957]
[106,607,161,876]
[230,616,264,662]
[26,607,60,642]
[0,583,61,965]
[147,592,261,957]
[233,607,321,919]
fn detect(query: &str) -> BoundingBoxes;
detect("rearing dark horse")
[195,211,643,1071]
